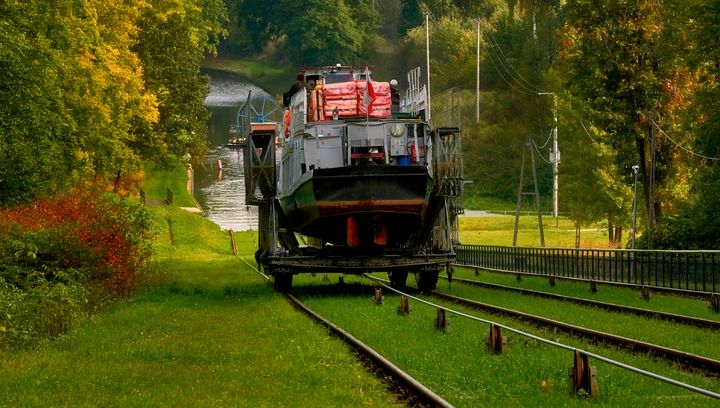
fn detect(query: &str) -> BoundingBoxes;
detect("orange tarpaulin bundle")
[323,82,358,118]
[307,89,324,122]
[356,81,391,119]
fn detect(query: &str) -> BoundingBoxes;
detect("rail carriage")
[242,65,463,291]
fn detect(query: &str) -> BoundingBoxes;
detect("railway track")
[429,289,720,376]
[239,258,453,407]
[442,274,720,330]
[362,274,720,399]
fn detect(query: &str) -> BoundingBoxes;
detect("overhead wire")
[650,118,720,161]
[536,128,554,149]
[484,41,538,95]
[484,29,551,95]
[531,137,553,164]
[578,120,599,145]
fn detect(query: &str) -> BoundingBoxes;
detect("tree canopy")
[0,0,226,206]
[5,0,720,248]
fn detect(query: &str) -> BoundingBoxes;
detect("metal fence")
[456,245,720,293]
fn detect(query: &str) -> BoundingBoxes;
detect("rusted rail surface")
[430,290,720,376]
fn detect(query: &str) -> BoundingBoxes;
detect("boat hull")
[279,165,432,249]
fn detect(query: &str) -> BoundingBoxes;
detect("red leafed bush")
[0,188,154,296]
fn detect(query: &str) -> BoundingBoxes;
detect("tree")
[560,0,688,247]
[233,0,379,66]
[133,0,227,166]
[648,0,720,249]
[0,0,226,206]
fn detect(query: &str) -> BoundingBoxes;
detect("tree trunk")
[614,226,623,247]
[607,219,614,243]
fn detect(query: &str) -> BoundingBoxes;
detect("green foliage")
[0,189,155,349]
[227,0,381,66]
[133,0,227,167]
[0,0,226,205]
[560,0,688,242]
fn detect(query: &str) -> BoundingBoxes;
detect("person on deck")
[283,72,306,107]
[390,79,400,114]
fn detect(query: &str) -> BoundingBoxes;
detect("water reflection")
[194,145,259,231]
[195,72,273,231]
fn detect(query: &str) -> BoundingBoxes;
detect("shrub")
[0,188,154,348]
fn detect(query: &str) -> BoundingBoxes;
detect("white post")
[539,93,559,220]
[552,114,558,219]
[424,12,431,123]
[631,165,640,277]
[476,19,481,124]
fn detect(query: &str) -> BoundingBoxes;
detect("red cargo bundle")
[356,81,391,119]
[323,82,357,118]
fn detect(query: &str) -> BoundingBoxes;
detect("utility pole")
[514,135,545,247]
[424,11,431,123]
[476,18,481,124]
[539,93,559,220]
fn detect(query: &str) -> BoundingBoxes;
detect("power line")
[532,137,553,164]
[484,42,537,95]
[578,120,599,145]
[537,128,554,149]
[484,29,550,94]
[650,118,720,161]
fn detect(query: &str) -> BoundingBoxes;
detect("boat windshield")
[324,73,353,84]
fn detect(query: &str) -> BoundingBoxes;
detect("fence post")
[374,288,384,305]
[710,293,720,314]
[229,230,237,256]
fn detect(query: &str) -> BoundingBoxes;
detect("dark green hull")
[279,165,432,248]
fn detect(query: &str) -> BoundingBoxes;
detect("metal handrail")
[456,245,720,293]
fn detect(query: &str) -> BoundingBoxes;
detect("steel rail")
[430,290,720,375]
[238,257,453,407]
[285,293,453,408]
[363,274,720,400]
[443,275,720,329]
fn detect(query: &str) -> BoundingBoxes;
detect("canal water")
[194,71,277,231]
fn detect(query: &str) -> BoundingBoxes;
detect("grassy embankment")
[202,57,291,96]
[0,164,400,407]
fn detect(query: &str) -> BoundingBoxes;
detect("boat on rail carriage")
[242,64,463,291]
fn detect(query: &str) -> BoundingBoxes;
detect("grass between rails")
[0,166,400,407]
[450,267,720,322]
[295,274,720,407]
[430,273,720,361]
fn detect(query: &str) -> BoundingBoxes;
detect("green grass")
[430,273,720,360]
[460,214,610,248]
[142,162,197,208]
[450,267,720,322]
[0,169,401,407]
[462,195,517,211]
[294,274,720,407]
